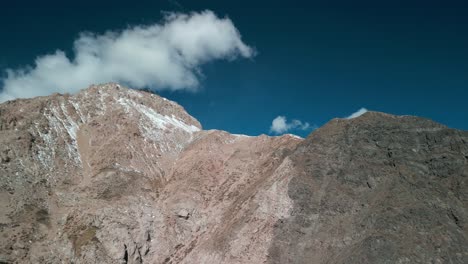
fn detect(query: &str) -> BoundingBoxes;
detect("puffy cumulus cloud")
[270,116,311,134]
[346,107,368,119]
[0,10,254,102]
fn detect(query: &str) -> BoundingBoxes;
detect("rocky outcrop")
[0,84,467,263]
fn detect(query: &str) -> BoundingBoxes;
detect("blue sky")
[1,1,467,137]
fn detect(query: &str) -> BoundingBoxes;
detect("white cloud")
[270,116,311,134]
[346,107,368,119]
[0,10,254,102]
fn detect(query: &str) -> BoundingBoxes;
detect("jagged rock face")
[0,84,467,263]
[0,83,300,263]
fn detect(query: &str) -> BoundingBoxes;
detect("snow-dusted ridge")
[116,97,200,134]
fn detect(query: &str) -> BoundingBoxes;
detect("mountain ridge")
[1,83,467,263]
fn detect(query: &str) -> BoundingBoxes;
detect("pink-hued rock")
[0,83,301,263]
[1,83,467,264]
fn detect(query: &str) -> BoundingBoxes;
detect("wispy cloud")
[270,116,312,134]
[346,108,368,119]
[0,10,254,102]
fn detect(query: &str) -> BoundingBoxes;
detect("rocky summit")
[0,83,467,263]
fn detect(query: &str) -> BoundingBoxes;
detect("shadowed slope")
[268,112,468,264]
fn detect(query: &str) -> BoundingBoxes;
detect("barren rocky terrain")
[1,83,467,263]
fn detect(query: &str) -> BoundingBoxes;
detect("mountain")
[1,83,467,263]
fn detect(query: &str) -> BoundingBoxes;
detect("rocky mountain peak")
[1,85,467,264]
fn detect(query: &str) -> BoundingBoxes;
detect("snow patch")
[127,89,143,98]
[97,90,109,113]
[69,99,87,123]
[32,123,56,169]
[116,97,200,153]
[232,134,253,138]
[42,101,82,166]
[59,102,79,141]
[346,108,368,119]
[286,134,303,140]
[118,97,200,134]
[117,98,131,113]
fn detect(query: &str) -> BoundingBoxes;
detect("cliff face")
[1,84,467,263]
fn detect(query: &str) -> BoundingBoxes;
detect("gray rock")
[268,112,468,264]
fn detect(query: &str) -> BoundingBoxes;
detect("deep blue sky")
[1,1,467,136]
